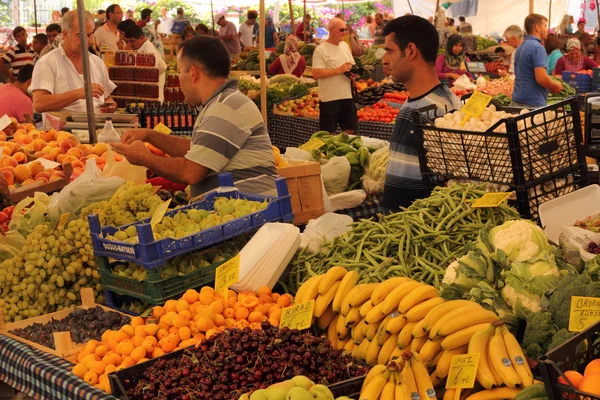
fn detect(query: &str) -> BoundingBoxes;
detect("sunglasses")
[339,28,348,32]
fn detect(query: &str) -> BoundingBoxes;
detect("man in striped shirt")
[381,16,461,210]
[112,36,277,197]
[0,26,33,82]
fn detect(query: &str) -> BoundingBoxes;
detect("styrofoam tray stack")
[231,223,300,293]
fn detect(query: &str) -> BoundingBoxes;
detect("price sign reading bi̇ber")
[280,301,315,331]
[446,353,480,390]
[569,296,600,332]
[214,254,240,301]
[471,192,512,208]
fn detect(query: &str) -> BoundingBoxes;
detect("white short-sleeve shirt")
[94,24,121,52]
[30,42,117,113]
[312,41,354,102]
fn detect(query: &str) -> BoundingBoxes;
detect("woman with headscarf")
[435,34,473,85]
[268,36,306,78]
[553,38,598,76]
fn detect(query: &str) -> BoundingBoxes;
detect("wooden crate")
[277,160,325,225]
[0,288,127,362]
[1,163,73,203]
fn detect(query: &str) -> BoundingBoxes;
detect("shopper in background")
[239,10,257,49]
[216,14,241,61]
[503,25,523,75]
[158,7,174,36]
[51,10,61,24]
[118,19,136,49]
[125,25,167,102]
[557,14,573,35]
[361,15,374,39]
[268,36,305,77]
[264,17,278,49]
[381,15,461,210]
[512,13,562,108]
[296,14,314,42]
[595,37,600,64]
[125,10,135,21]
[31,10,116,115]
[171,7,191,34]
[40,24,61,58]
[373,13,386,45]
[574,19,592,54]
[137,8,164,58]
[552,38,598,75]
[181,26,197,42]
[435,34,472,84]
[447,18,457,35]
[195,24,210,35]
[94,3,124,51]
[0,26,33,83]
[545,34,563,75]
[60,7,69,19]
[458,16,473,34]
[312,18,357,134]
[95,10,106,29]
[0,64,34,122]
[112,36,277,197]
[32,34,47,64]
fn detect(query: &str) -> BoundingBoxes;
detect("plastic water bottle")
[97,117,121,143]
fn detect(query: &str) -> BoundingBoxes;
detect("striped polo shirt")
[382,84,461,210]
[2,44,34,77]
[185,79,277,197]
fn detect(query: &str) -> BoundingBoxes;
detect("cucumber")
[515,384,548,400]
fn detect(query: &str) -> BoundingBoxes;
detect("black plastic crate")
[413,97,589,220]
[538,319,600,400]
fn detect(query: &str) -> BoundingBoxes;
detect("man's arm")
[33,89,82,113]
[0,60,14,82]
[534,67,562,92]
[312,63,348,79]
[124,129,192,157]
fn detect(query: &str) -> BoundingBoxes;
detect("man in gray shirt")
[111,36,276,197]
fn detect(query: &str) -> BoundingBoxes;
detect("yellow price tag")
[299,137,326,152]
[57,212,71,228]
[460,91,493,126]
[153,123,172,135]
[280,300,315,331]
[569,296,600,332]
[151,185,162,195]
[471,192,512,208]
[214,254,240,301]
[150,199,171,229]
[446,353,480,390]
[109,185,127,203]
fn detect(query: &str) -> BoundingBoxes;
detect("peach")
[20,178,36,186]
[50,171,67,179]
[0,133,6,142]
[37,154,54,161]
[59,139,75,153]
[41,146,52,154]
[9,117,18,127]
[70,160,85,169]
[31,139,46,152]
[0,169,14,185]
[1,157,18,168]
[48,141,59,148]
[1,147,11,156]
[33,151,45,159]
[66,147,83,158]
[72,167,84,178]
[56,154,67,164]
[92,143,108,157]
[13,133,32,144]
[35,171,51,180]
[96,157,106,166]
[49,148,62,161]
[61,155,77,168]
[12,152,27,164]
[29,130,40,139]
[25,124,36,132]
[13,164,32,182]
[3,142,15,152]
[41,130,56,142]
[13,129,26,136]
[57,131,79,145]
[79,144,93,156]
[35,176,49,184]
[29,161,45,177]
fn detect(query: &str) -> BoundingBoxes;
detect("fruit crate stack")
[592,68,600,92]
[89,173,294,306]
[562,71,592,93]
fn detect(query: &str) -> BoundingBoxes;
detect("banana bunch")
[360,352,436,400]
[467,322,533,390]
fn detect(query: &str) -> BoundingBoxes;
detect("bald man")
[312,18,357,134]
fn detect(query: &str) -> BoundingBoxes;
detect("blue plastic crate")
[562,72,592,93]
[593,67,600,79]
[89,172,294,268]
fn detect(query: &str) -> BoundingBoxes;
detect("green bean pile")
[288,184,520,293]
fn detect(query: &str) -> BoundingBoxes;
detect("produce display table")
[337,198,385,220]
[0,335,113,400]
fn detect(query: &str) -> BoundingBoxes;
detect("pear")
[286,387,313,400]
[291,376,314,391]
[266,380,297,400]
[249,389,270,400]
[308,385,334,400]
[334,397,353,400]
[238,394,250,400]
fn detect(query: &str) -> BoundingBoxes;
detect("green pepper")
[358,147,370,167]
[311,131,330,139]
[311,148,322,160]
[334,144,358,156]
[338,132,350,143]
[345,152,360,166]
[351,138,363,149]
[326,143,338,158]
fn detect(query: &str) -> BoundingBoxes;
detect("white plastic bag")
[362,147,389,195]
[300,213,354,253]
[47,158,126,221]
[283,147,313,161]
[558,226,594,272]
[329,190,366,212]
[453,74,477,91]
[361,137,389,150]
[321,156,351,196]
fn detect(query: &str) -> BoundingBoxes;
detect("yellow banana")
[362,364,387,391]
[488,326,521,388]
[336,313,350,340]
[399,284,439,314]
[353,319,368,344]
[378,333,400,365]
[365,320,381,341]
[347,283,380,308]
[359,299,375,318]
[318,266,347,295]
[380,369,396,399]
[412,318,428,338]
[390,346,404,364]
[381,281,423,315]
[356,337,371,361]
[318,306,335,330]
[351,338,361,358]
[365,337,382,366]
[411,355,437,400]
[376,314,393,345]
[463,387,522,400]
[327,315,338,340]
[405,296,445,323]
[419,338,443,363]
[370,277,412,306]
[422,300,479,333]
[398,322,417,349]
[359,370,389,400]
[411,335,429,353]
[341,284,371,316]
[468,323,496,389]
[314,281,341,318]
[440,323,490,350]
[501,324,534,387]
[346,306,362,328]
[365,302,386,325]
[395,375,412,400]
[435,345,469,379]
[332,269,359,314]
[428,347,445,369]
[336,337,348,351]
[401,357,420,399]
[294,275,322,304]
[444,388,457,400]
[433,308,498,339]
[488,350,505,387]
[385,312,408,334]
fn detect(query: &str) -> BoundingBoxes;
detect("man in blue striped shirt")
[382,16,461,210]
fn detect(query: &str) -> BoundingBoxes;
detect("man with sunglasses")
[30,10,116,117]
[312,18,357,134]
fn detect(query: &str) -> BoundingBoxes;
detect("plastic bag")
[8,192,51,237]
[102,147,147,185]
[453,74,477,91]
[300,213,354,253]
[558,226,592,272]
[283,147,313,162]
[329,190,366,212]
[321,156,351,196]
[362,147,389,196]
[0,230,26,262]
[47,158,126,221]
[361,137,389,150]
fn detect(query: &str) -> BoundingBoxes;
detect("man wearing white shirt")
[125,25,167,102]
[94,3,124,51]
[239,10,257,49]
[158,7,173,36]
[30,10,117,116]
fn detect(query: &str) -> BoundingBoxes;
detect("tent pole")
[289,0,295,35]
[75,1,97,143]
[211,0,215,35]
[434,0,440,26]
[529,0,534,14]
[407,0,414,15]
[33,0,38,34]
[303,0,307,42]
[548,0,552,24]
[596,0,600,35]
[260,0,267,124]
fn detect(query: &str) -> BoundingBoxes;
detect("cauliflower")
[501,284,542,316]
[442,260,459,285]
[489,220,553,263]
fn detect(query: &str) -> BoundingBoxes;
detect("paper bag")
[102,147,147,185]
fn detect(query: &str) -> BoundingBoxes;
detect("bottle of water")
[97,117,121,143]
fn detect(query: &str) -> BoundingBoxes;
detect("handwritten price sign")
[460,91,493,126]
[214,255,240,301]
[569,296,600,332]
[446,353,480,390]
[471,192,512,208]
[280,301,315,331]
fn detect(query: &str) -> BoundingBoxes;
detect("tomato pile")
[0,205,15,233]
[357,102,400,123]
[382,91,409,104]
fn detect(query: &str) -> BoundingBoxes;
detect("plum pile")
[10,306,130,349]
[126,321,367,400]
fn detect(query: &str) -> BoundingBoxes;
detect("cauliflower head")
[489,220,552,263]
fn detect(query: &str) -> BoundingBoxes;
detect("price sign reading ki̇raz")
[280,301,315,331]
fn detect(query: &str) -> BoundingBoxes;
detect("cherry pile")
[587,241,600,254]
[126,321,367,400]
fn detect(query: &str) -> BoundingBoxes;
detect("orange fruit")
[214,314,226,327]
[121,356,136,367]
[209,300,224,315]
[101,330,115,342]
[169,326,179,335]
[248,311,265,323]
[271,293,281,302]
[132,336,145,347]
[579,374,600,396]
[559,370,584,388]
[225,318,236,328]
[152,306,166,319]
[141,339,155,353]
[164,299,178,312]
[94,345,107,358]
[178,326,192,341]
[157,328,169,340]
[255,304,270,316]
[83,370,98,385]
[277,294,292,308]
[105,364,117,375]
[159,338,177,353]
[144,335,157,346]
[249,322,262,330]
[152,347,165,358]
[130,316,145,328]
[134,325,147,338]
[83,340,98,354]
[130,346,146,362]
[137,358,149,365]
[205,328,218,339]
[235,307,250,320]
[120,324,135,337]
[118,342,134,357]
[585,360,600,377]
[269,317,280,326]
[72,364,88,379]
[223,308,235,319]
[259,294,272,304]
[182,289,199,304]
[161,311,177,326]
[114,330,129,343]
[179,310,192,321]
[143,323,159,336]
[104,339,118,351]
[173,315,188,329]
[257,286,272,297]
[176,299,189,313]
[108,353,122,366]
[227,296,237,308]
[199,290,215,305]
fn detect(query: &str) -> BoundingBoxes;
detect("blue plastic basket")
[562,72,592,93]
[89,173,294,268]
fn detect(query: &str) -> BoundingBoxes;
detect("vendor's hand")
[80,84,105,100]
[498,70,508,77]
[349,72,359,81]
[337,62,353,75]
[120,129,148,145]
[447,73,461,80]
[551,80,563,94]
[154,19,161,28]
[110,140,150,166]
